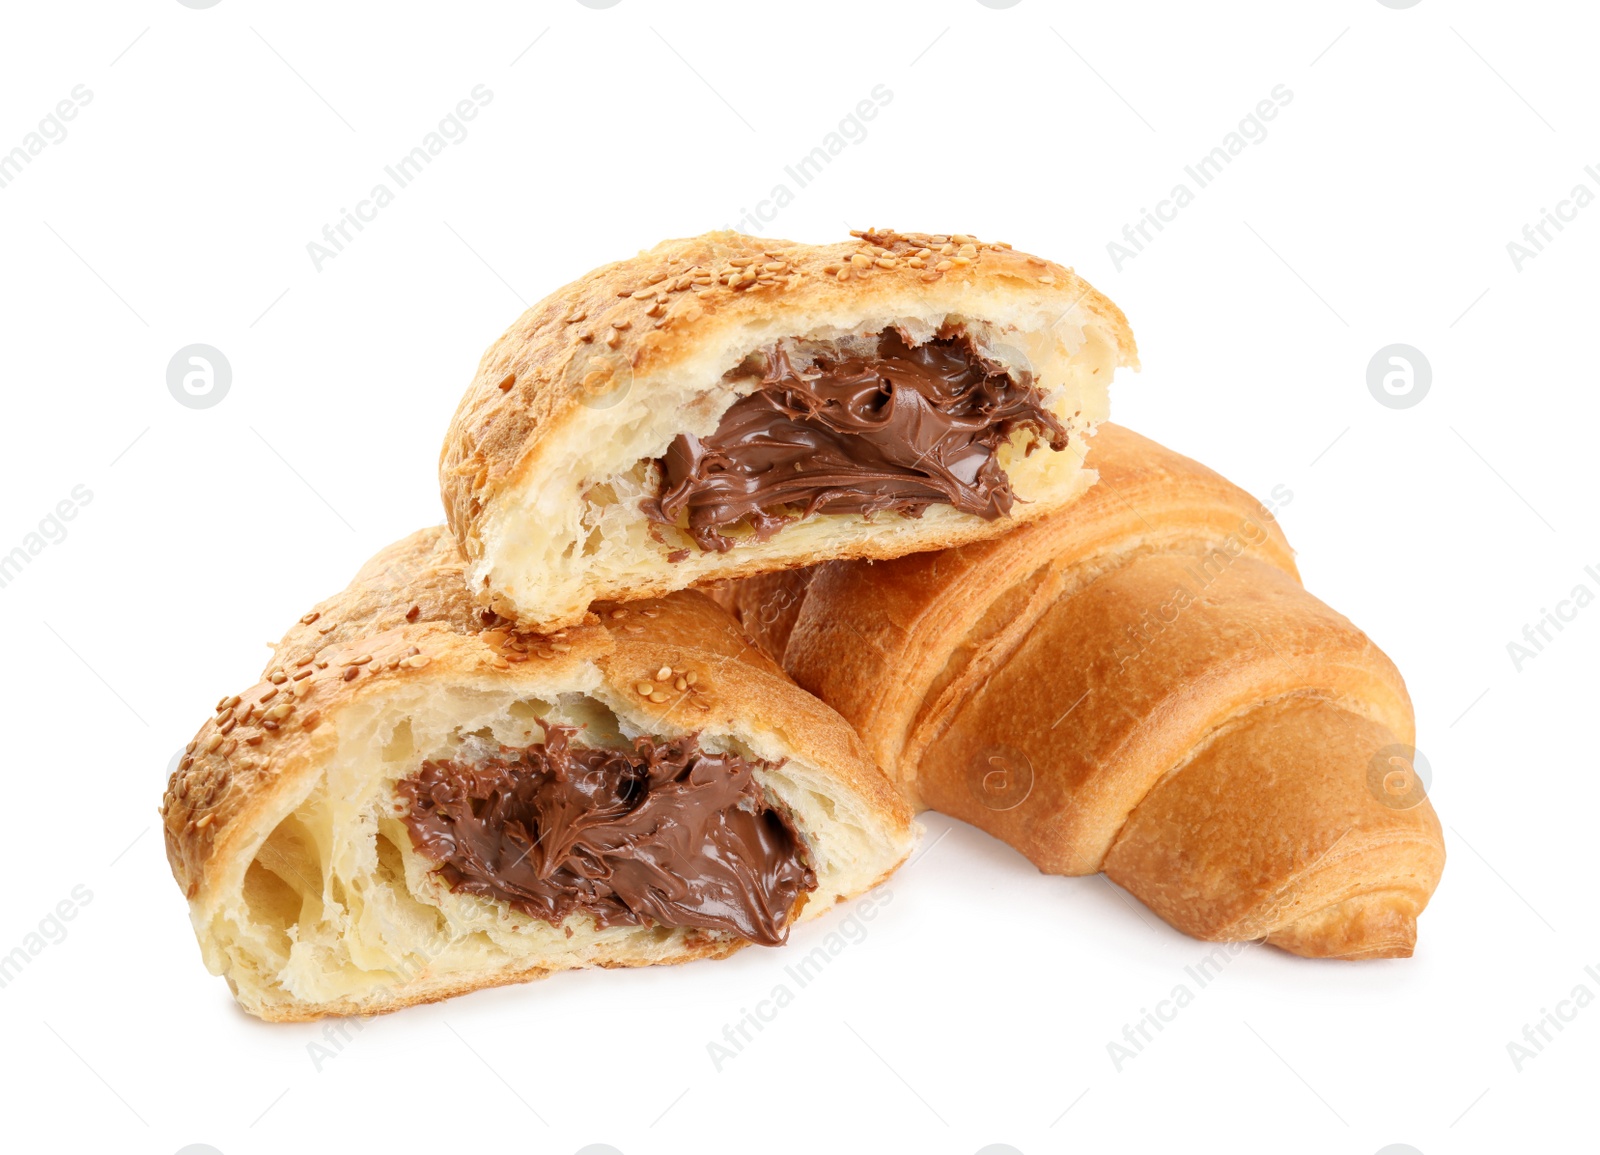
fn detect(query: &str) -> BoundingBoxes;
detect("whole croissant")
[726,424,1445,959]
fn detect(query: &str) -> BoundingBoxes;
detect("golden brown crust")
[729,425,1446,959]
[438,226,1137,572]
[162,528,914,1018]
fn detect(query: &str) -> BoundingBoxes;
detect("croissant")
[440,227,1136,631]
[161,528,914,1020]
[725,424,1445,959]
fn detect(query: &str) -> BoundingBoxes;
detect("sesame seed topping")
[655,665,672,681]
[300,612,321,625]
[685,671,699,685]
[259,686,278,703]
[343,667,360,682]
[648,690,670,704]
[497,373,516,392]
[635,681,654,696]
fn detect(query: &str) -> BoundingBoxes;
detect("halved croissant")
[162,528,914,1020]
[439,228,1136,631]
[725,424,1445,959]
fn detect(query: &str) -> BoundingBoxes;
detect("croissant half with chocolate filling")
[441,228,1137,631]
[161,529,915,1021]
[724,425,1446,959]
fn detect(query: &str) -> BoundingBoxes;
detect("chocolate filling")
[395,726,815,946]
[647,329,1070,552]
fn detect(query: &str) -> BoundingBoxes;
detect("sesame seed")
[353,654,373,665]
[178,755,193,772]
[219,718,236,735]
[195,814,213,830]
[293,668,312,680]
[269,671,288,685]
[294,654,313,667]
[934,259,953,271]
[685,671,699,685]
[674,677,687,691]
[300,612,320,625]
[498,373,516,392]
[260,686,278,703]
[655,665,672,681]
[850,254,871,268]
[204,734,223,753]
[648,690,670,704]
[635,681,654,696]
[343,667,360,682]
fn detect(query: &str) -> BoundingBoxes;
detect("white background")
[0,1,1594,1152]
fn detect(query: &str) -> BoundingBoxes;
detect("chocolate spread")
[648,329,1070,552]
[396,726,815,946]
